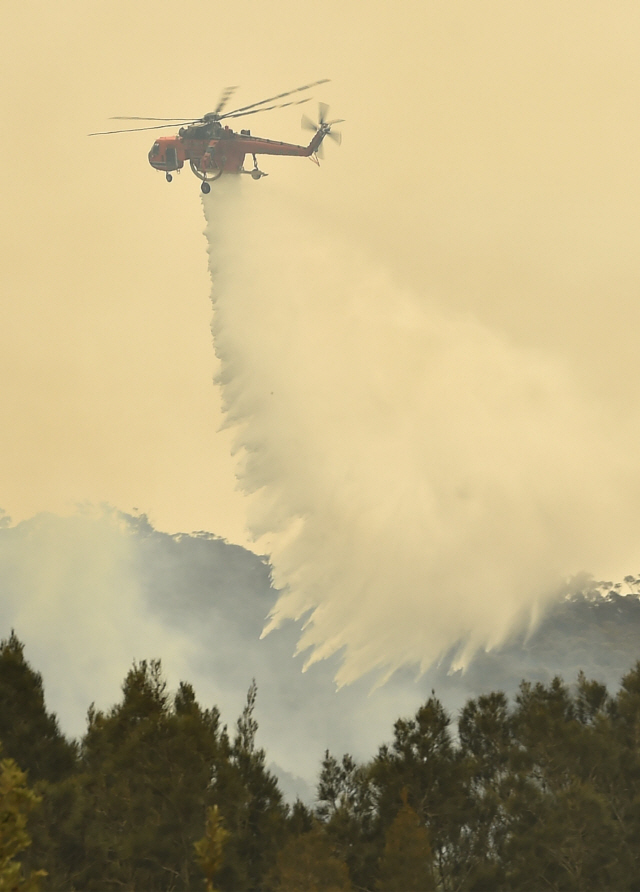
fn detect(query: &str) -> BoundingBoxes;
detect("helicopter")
[89,80,343,193]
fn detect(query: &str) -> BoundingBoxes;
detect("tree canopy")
[3,631,640,890]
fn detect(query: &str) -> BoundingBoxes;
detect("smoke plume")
[204,177,639,686]
[0,508,194,736]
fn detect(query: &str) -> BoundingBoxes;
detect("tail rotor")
[302,103,343,158]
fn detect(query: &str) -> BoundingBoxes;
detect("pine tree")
[0,752,47,891]
[316,751,378,889]
[194,805,228,892]
[0,633,76,783]
[371,696,467,889]
[30,667,287,891]
[376,794,434,892]
[34,661,226,890]
[212,680,288,891]
[492,677,628,890]
[267,824,352,892]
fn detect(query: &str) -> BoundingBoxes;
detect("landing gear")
[165,172,173,183]
[190,158,223,188]
[250,153,267,179]
[201,181,211,194]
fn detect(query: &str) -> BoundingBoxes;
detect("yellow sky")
[2,1,640,544]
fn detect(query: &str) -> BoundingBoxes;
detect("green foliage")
[194,805,228,892]
[8,627,640,892]
[33,660,225,890]
[213,680,287,891]
[315,672,640,891]
[0,754,46,891]
[26,663,286,891]
[316,751,378,887]
[287,799,314,837]
[376,794,434,892]
[0,633,76,784]
[371,695,470,889]
[267,824,352,892]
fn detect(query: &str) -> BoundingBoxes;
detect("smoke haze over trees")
[2,508,640,800]
[5,631,640,890]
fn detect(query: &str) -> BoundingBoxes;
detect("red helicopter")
[89,80,342,193]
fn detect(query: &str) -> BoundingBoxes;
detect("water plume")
[204,177,639,686]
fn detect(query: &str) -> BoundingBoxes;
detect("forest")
[2,630,640,891]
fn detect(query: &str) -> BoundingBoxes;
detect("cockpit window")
[150,142,161,156]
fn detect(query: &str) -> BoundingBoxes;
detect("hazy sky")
[3,2,640,546]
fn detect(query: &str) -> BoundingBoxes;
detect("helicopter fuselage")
[148,124,326,181]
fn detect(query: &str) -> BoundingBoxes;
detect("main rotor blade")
[109,116,194,122]
[88,120,198,136]
[214,85,238,115]
[223,97,312,120]
[221,78,329,119]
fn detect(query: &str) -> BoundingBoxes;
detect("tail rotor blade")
[301,113,317,132]
[318,102,330,126]
[301,100,343,159]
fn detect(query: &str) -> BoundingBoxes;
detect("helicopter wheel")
[166,172,173,183]
[201,181,211,194]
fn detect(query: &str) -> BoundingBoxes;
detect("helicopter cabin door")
[165,146,178,170]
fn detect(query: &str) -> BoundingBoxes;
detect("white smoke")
[0,507,193,736]
[204,177,639,686]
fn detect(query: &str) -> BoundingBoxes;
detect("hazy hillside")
[1,509,639,800]
[125,515,640,793]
